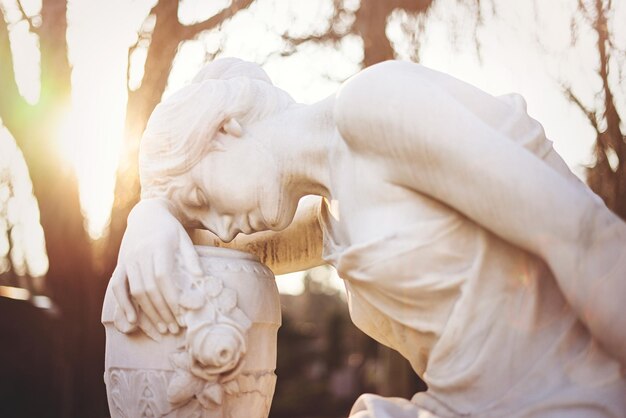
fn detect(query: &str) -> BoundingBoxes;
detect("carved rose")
[162,273,253,409]
[187,321,247,381]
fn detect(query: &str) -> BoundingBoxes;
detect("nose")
[213,217,238,242]
[218,215,234,234]
[206,214,234,239]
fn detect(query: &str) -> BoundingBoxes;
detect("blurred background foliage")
[0,0,624,417]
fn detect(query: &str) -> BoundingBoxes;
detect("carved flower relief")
[187,321,246,379]
[112,269,253,411]
[166,320,248,408]
[179,275,224,311]
[176,276,253,409]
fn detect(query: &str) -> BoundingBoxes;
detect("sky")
[0,0,624,292]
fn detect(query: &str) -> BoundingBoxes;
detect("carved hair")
[139,58,294,200]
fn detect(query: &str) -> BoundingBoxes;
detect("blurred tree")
[0,0,255,416]
[279,0,485,67]
[564,0,626,219]
[0,1,93,415]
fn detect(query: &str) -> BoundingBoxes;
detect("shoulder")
[333,61,429,119]
[332,60,434,155]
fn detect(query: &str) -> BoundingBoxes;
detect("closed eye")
[187,186,208,208]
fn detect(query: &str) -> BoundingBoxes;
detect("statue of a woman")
[111,58,626,417]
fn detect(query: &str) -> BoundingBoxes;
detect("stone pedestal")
[102,246,281,418]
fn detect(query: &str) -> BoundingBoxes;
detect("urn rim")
[194,245,260,262]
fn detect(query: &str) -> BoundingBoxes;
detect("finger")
[111,264,137,323]
[141,260,178,333]
[178,230,203,276]
[137,312,162,342]
[154,249,181,320]
[128,263,167,334]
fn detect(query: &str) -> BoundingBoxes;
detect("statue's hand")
[110,198,203,334]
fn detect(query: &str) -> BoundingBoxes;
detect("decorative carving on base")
[105,368,276,418]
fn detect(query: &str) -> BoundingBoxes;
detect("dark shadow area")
[0,296,70,418]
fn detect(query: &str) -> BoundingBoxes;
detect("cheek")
[205,147,288,221]
[201,156,254,209]
[257,182,279,221]
[203,172,262,215]
[234,175,264,206]
[258,172,299,229]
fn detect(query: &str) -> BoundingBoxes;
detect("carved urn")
[102,246,281,418]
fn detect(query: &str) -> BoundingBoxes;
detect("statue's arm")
[334,61,626,365]
[111,198,204,333]
[113,196,324,333]
[191,196,325,275]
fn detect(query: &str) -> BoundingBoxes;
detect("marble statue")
[107,58,626,417]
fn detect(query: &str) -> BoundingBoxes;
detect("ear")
[221,117,243,137]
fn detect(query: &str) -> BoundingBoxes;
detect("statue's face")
[177,133,298,242]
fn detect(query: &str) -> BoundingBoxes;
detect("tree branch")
[282,29,345,49]
[16,0,36,33]
[562,84,599,131]
[594,0,623,149]
[577,0,594,25]
[180,0,256,41]
[280,0,354,59]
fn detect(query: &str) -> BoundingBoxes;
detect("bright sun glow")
[60,0,150,239]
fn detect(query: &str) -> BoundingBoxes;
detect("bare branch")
[282,29,344,49]
[180,0,256,41]
[16,0,35,33]
[593,0,623,151]
[577,0,594,25]
[562,84,599,131]
[280,0,354,59]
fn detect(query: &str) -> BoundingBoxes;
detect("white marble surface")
[110,58,626,417]
[103,246,280,417]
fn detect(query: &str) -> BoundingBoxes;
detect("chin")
[261,198,298,231]
[268,213,295,232]
[262,208,289,231]
[260,209,283,231]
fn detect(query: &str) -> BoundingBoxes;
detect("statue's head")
[139,58,296,241]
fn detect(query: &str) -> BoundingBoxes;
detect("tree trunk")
[584,0,626,220]
[2,0,106,415]
[104,0,184,277]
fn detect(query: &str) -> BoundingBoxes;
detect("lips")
[252,211,271,231]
